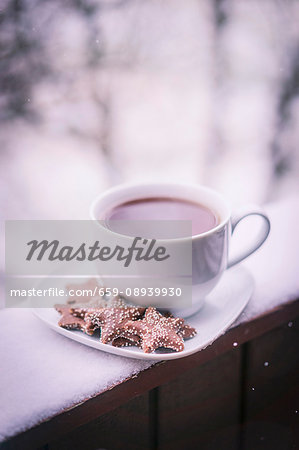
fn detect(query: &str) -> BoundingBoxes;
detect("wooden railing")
[2,299,299,450]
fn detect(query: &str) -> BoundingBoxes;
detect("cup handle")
[227,206,271,269]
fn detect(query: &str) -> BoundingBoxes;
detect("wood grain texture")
[158,349,242,450]
[48,392,151,450]
[241,319,299,450]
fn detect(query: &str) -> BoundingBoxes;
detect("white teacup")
[90,183,270,317]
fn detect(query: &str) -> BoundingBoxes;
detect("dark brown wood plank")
[241,319,299,450]
[48,392,151,450]
[158,349,242,450]
[2,299,299,450]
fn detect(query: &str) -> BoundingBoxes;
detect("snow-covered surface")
[0,196,298,442]
[0,310,153,442]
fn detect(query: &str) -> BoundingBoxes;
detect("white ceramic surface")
[90,182,269,312]
[33,266,254,361]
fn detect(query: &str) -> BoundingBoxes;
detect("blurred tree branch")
[272,44,299,177]
[0,0,47,121]
[0,0,130,123]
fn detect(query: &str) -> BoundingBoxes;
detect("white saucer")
[33,266,253,361]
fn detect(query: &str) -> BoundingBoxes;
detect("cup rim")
[90,182,231,241]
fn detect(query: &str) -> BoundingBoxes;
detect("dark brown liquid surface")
[106,197,218,238]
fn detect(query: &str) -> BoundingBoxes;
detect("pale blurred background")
[1,0,299,222]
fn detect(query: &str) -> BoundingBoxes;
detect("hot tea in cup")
[105,197,219,238]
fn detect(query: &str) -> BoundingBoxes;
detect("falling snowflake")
[233,342,238,347]
[252,387,255,391]
[288,322,293,327]
[264,361,269,366]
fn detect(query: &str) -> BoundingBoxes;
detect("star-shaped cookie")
[112,332,141,348]
[123,307,185,353]
[55,304,86,331]
[70,296,126,319]
[84,307,145,342]
[161,311,196,340]
[178,322,197,339]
